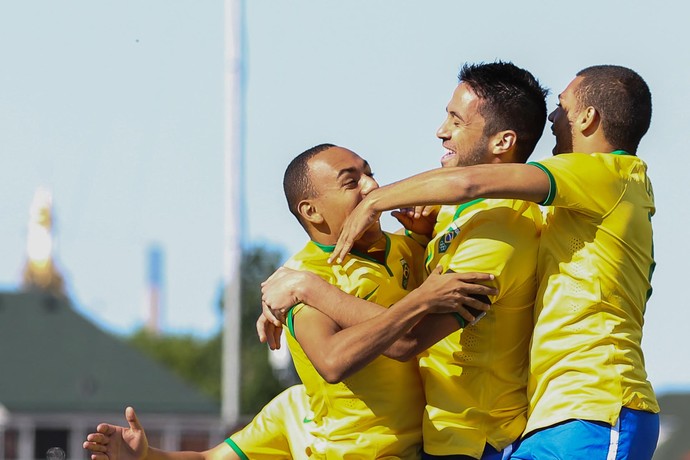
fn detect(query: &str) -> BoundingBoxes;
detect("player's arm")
[83,407,236,460]
[262,267,495,361]
[330,163,550,263]
[262,267,493,327]
[290,267,495,382]
[290,296,429,382]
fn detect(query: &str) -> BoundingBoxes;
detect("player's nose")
[361,175,379,196]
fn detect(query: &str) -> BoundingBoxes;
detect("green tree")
[128,244,294,415]
[128,329,222,400]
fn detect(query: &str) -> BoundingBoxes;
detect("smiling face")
[306,146,381,245]
[436,82,492,168]
[548,76,583,155]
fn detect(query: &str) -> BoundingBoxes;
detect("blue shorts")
[510,408,659,460]
[422,441,516,460]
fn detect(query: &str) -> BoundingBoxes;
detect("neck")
[308,229,385,252]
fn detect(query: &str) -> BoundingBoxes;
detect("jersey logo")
[400,258,410,289]
[438,222,460,254]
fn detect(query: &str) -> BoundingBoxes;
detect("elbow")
[316,356,349,384]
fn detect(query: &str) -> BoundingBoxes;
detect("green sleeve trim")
[225,438,250,460]
[286,306,297,338]
[451,312,466,329]
[527,161,556,206]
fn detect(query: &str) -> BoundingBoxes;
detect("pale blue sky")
[1,1,688,392]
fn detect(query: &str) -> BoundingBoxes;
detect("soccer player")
[83,384,315,460]
[274,143,500,459]
[329,65,661,459]
[261,62,548,459]
[84,144,493,460]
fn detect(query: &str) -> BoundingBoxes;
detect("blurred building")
[655,392,690,459]
[0,291,222,460]
[0,188,222,459]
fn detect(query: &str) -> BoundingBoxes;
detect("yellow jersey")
[285,232,426,459]
[525,152,659,435]
[226,385,314,459]
[420,198,542,457]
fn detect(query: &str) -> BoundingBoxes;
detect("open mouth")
[441,149,456,165]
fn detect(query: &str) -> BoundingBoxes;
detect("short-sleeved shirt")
[419,198,542,457]
[524,152,660,435]
[284,232,427,459]
[226,384,314,459]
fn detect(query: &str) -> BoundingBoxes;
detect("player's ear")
[298,199,324,225]
[576,106,599,135]
[490,130,517,155]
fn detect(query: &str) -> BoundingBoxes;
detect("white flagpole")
[222,0,243,429]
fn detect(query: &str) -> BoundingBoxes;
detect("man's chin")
[440,156,457,168]
[357,224,384,245]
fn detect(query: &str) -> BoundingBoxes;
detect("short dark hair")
[283,143,335,226]
[459,62,548,162]
[575,65,651,154]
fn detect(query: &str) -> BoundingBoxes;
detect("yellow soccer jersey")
[284,232,426,460]
[226,385,314,459]
[419,198,542,458]
[524,152,659,435]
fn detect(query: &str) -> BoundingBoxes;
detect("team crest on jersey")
[400,258,410,289]
[438,222,460,254]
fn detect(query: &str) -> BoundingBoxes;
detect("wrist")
[298,271,324,306]
[363,189,383,213]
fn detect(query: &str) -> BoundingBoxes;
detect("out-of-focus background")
[1,1,688,459]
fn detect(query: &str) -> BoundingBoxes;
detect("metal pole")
[221,0,243,430]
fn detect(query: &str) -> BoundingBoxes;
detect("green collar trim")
[312,240,335,253]
[452,198,486,220]
[313,234,393,276]
[611,150,630,156]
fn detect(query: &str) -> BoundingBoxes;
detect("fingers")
[96,423,117,435]
[126,406,143,433]
[83,439,108,453]
[447,271,496,283]
[328,236,354,265]
[262,301,282,327]
[256,315,268,343]
[390,210,412,228]
[462,294,492,312]
[84,433,109,446]
[421,205,437,217]
[267,324,283,350]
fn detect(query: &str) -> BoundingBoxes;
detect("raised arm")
[329,163,550,263]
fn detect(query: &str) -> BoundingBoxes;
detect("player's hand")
[257,307,283,350]
[261,267,310,318]
[413,267,497,322]
[328,199,381,264]
[391,205,439,237]
[82,407,147,460]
